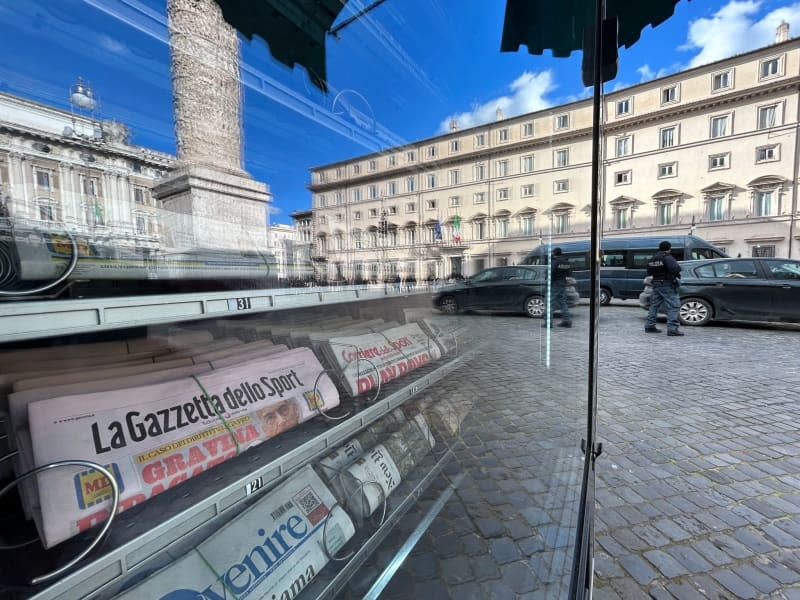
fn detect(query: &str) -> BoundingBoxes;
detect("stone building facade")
[0,91,174,252]
[309,36,800,281]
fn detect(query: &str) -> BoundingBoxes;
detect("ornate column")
[153,0,270,252]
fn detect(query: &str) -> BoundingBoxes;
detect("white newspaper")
[321,323,441,396]
[114,465,354,600]
[340,414,435,518]
[27,347,339,548]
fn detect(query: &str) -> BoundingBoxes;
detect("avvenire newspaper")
[116,465,355,599]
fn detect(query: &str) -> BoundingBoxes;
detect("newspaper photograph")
[27,348,339,548]
[115,465,355,600]
[321,323,442,397]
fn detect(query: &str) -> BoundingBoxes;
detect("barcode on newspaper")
[270,500,294,521]
[293,486,321,515]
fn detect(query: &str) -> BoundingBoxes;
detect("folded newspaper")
[27,347,339,548]
[320,323,441,397]
[316,408,407,497]
[115,465,354,600]
[340,413,435,519]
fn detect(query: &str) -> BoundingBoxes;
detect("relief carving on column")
[167,0,243,173]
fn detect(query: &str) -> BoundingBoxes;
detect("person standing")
[545,247,572,328]
[644,240,684,336]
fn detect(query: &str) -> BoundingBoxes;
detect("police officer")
[644,240,684,336]
[545,247,572,328]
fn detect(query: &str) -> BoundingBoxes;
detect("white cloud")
[682,0,800,67]
[99,34,128,55]
[438,70,556,133]
[636,64,670,82]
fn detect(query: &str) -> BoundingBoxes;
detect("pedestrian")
[644,240,684,336]
[544,247,572,328]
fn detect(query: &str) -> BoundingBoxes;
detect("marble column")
[153,0,270,252]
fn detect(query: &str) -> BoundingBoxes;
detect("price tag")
[245,476,264,496]
[227,297,252,311]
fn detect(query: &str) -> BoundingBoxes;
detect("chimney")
[776,21,790,43]
[495,106,504,121]
[449,118,459,132]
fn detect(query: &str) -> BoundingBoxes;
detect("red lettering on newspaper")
[356,352,430,394]
[75,424,259,535]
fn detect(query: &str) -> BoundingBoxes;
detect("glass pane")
[18,2,800,599]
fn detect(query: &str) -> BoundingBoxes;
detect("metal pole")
[569,0,605,597]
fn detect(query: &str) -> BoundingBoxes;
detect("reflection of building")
[268,223,295,280]
[0,91,174,251]
[309,32,800,279]
[291,209,316,281]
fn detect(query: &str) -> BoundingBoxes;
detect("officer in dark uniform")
[545,247,572,328]
[644,240,684,336]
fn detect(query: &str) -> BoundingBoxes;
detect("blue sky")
[2,0,800,224]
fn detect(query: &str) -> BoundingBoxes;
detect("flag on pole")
[452,214,461,243]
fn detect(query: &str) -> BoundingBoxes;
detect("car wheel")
[524,295,545,318]
[599,287,612,306]
[438,296,459,314]
[680,297,712,326]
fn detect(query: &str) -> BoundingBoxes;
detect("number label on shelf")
[227,297,252,311]
[245,476,264,496]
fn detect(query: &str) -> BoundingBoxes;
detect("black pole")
[569,0,604,597]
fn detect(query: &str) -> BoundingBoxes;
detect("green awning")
[500,0,681,57]
[213,0,349,91]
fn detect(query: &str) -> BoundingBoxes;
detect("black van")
[521,235,728,305]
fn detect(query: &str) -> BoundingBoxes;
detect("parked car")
[522,235,726,305]
[433,265,579,318]
[638,257,800,326]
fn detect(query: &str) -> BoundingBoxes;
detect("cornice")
[309,76,800,196]
[0,122,175,168]
[604,77,800,133]
[307,128,594,193]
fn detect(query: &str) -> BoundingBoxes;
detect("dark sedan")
[433,265,579,318]
[638,257,800,326]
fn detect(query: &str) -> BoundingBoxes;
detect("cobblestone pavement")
[346,303,800,599]
[594,306,800,599]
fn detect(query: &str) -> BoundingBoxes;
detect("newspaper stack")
[318,323,441,397]
[115,465,355,600]
[340,413,436,519]
[316,408,407,496]
[26,347,338,548]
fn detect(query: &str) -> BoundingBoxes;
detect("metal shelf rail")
[0,286,428,344]
[25,349,475,600]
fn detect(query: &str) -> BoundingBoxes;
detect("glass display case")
[0,1,630,598]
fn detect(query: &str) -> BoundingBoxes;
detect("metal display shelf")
[25,350,475,600]
[0,285,427,344]
[309,450,459,600]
